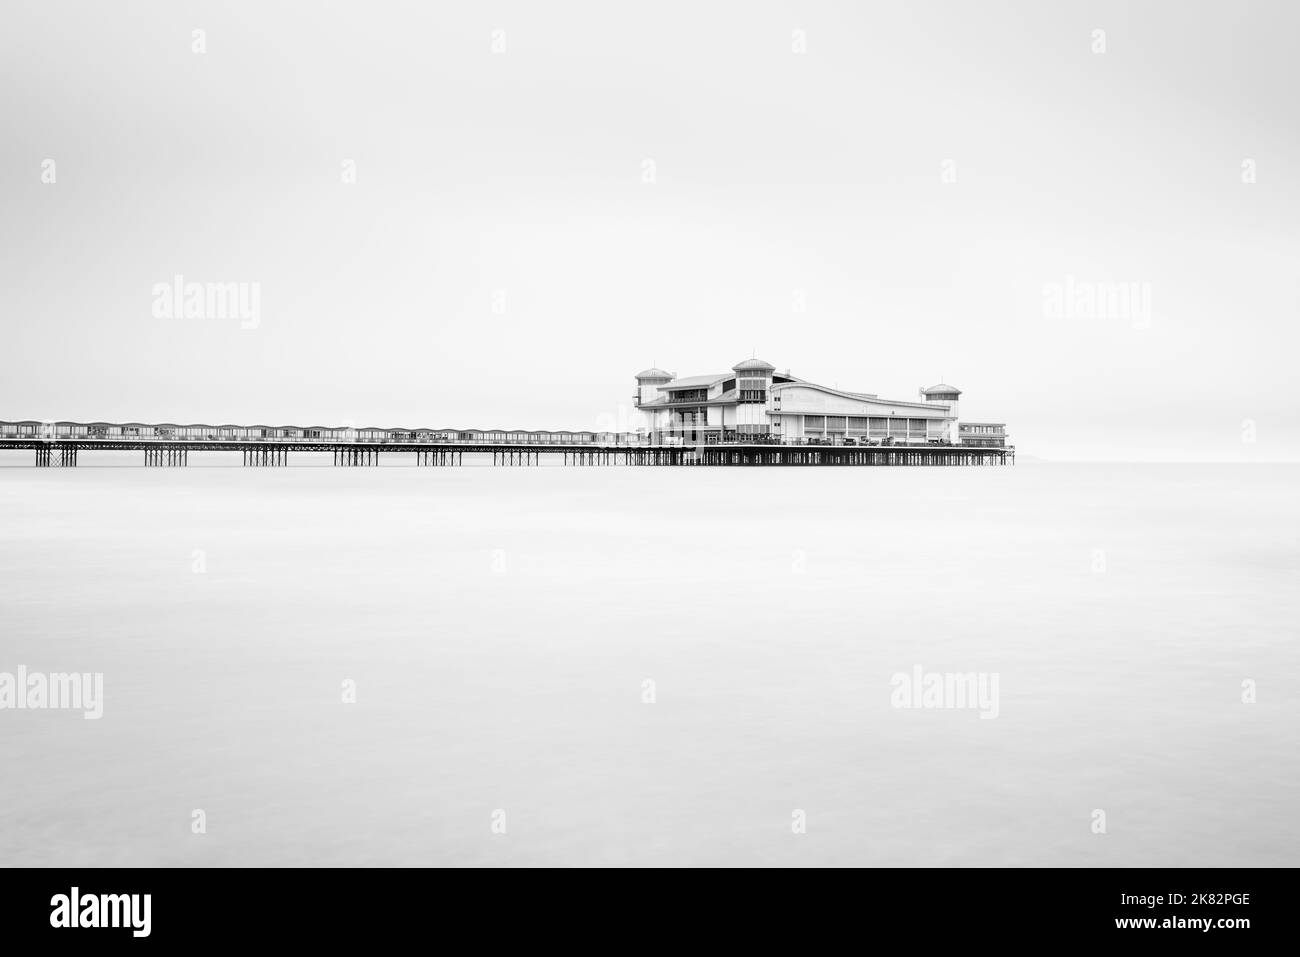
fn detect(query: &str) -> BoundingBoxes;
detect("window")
[805,415,825,430]
[738,374,768,403]
[826,416,847,432]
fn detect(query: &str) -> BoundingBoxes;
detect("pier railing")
[1,434,1005,450]
[0,421,1013,465]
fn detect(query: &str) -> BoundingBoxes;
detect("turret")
[634,367,673,407]
[921,384,961,443]
[920,383,961,412]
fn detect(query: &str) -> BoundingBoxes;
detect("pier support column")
[242,446,286,467]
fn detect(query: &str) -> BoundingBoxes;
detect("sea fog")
[1,460,1296,866]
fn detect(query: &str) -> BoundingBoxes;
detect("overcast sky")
[2,0,1296,460]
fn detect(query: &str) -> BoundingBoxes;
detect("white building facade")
[632,358,1005,446]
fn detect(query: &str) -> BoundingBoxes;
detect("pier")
[1,428,1013,468]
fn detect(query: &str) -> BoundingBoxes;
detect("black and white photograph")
[0,0,1294,940]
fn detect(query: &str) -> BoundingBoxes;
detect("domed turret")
[921,383,961,400]
[920,384,960,443]
[731,357,776,373]
[732,359,773,416]
[633,367,673,411]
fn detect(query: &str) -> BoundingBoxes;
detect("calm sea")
[1,458,1296,866]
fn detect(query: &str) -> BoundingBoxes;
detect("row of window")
[803,416,938,432]
[961,425,1005,434]
[1,424,628,444]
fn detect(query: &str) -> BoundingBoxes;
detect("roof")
[660,373,729,391]
[732,357,776,372]
[922,383,962,395]
[770,381,877,400]
[639,389,737,409]
[770,381,942,411]
[634,367,673,380]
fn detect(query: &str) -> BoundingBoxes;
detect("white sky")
[2,0,1297,460]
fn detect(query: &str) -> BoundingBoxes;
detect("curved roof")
[732,357,776,372]
[661,373,729,390]
[635,367,673,380]
[922,383,962,396]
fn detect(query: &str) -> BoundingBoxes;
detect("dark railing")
[0,422,1009,450]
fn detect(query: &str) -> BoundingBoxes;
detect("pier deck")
[3,439,1013,467]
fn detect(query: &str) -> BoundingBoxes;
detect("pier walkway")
[5,436,1013,467]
